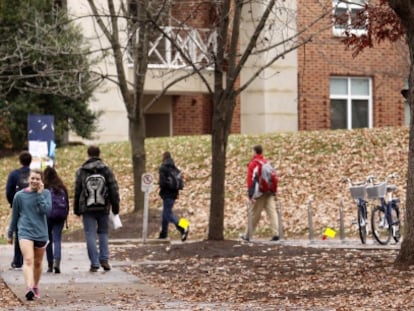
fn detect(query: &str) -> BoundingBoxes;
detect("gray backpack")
[84,172,108,208]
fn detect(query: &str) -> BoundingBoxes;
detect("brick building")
[297,0,409,130]
[68,1,408,143]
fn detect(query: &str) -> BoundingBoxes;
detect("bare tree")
[204,1,330,239]
[85,0,151,212]
[81,0,332,236]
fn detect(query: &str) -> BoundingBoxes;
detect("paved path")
[0,239,400,310]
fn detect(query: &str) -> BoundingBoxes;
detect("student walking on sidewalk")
[5,150,32,269]
[74,145,120,272]
[44,166,69,274]
[242,144,279,241]
[158,151,189,241]
[7,169,52,300]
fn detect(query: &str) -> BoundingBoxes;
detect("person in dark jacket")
[43,166,69,274]
[74,145,120,272]
[158,151,189,241]
[5,150,32,269]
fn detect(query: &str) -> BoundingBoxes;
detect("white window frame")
[332,0,368,37]
[330,77,373,129]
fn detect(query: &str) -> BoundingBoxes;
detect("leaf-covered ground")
[110,240,414,310]
[1,127,409,241]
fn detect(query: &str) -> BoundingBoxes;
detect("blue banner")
[28,115,55,169]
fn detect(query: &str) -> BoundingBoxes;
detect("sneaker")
[100,261,111,271]
[240,234,250,242]
[11,262,22,269]
[33,287,40,299]
[89,266,99,272]
[270,236,280,241]
[181,227,189,242]
[25,288,35,301]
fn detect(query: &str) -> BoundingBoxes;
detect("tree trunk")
[129,118,146,213]
[208,90,237,240]
[208,107,228,240]
[395,6,414,266]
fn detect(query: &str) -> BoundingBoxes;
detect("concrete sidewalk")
[0,242,170,310]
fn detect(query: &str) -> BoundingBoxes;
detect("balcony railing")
[128,26,217,69]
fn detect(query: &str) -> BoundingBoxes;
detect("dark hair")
[253,145,263,155]
[19,151,32,166]
[87,145,100,157]
[43,166,67,192]
[162,151,171,162]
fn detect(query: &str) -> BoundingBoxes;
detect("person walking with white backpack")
[242,144,279,242]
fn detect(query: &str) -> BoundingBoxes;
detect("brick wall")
[172,94,241,135]
[170,1,241,136]
[297,0,409,130]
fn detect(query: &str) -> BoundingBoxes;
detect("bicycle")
[369,173,401,245]
[344,176,374,244]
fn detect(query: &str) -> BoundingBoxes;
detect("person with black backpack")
[5,150,32,269]
[74,145,120,272]
[43,166,69,274]
[158,151,189,241]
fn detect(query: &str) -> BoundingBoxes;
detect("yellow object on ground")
[178,218,190,230]
[324,227,336,238]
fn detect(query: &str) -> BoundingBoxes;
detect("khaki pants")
[249,193,278,237]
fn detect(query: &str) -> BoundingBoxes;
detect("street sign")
[141,172,154,243]
[141,173,154,192]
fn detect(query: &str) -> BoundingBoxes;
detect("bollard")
[276,199,284,240]
[339,200,345,242]
[307,199,314,242]
[247,200,253,241]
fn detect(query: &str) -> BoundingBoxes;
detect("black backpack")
[166,167,184,191]
[16,168,30,192]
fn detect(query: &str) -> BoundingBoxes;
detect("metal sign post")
[141,173,154,243]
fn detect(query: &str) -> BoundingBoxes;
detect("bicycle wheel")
[371,205,391,245]
[357,204,368,244]
[391,206,401,243]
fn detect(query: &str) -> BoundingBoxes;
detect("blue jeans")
[160,198,181,237]
[82,212,109,267]
[46,218,65,263]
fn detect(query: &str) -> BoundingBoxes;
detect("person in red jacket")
[242,144,279,241]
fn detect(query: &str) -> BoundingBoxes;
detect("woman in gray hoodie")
[7,169,51,301]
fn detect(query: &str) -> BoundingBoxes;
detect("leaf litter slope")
[0,126,409,240]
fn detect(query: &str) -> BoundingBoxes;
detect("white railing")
[127,26,217,69]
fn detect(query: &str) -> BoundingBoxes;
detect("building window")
[330,77,372,129]
[333,0,367,37]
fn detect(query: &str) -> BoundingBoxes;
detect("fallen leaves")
[112,241,414,309]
